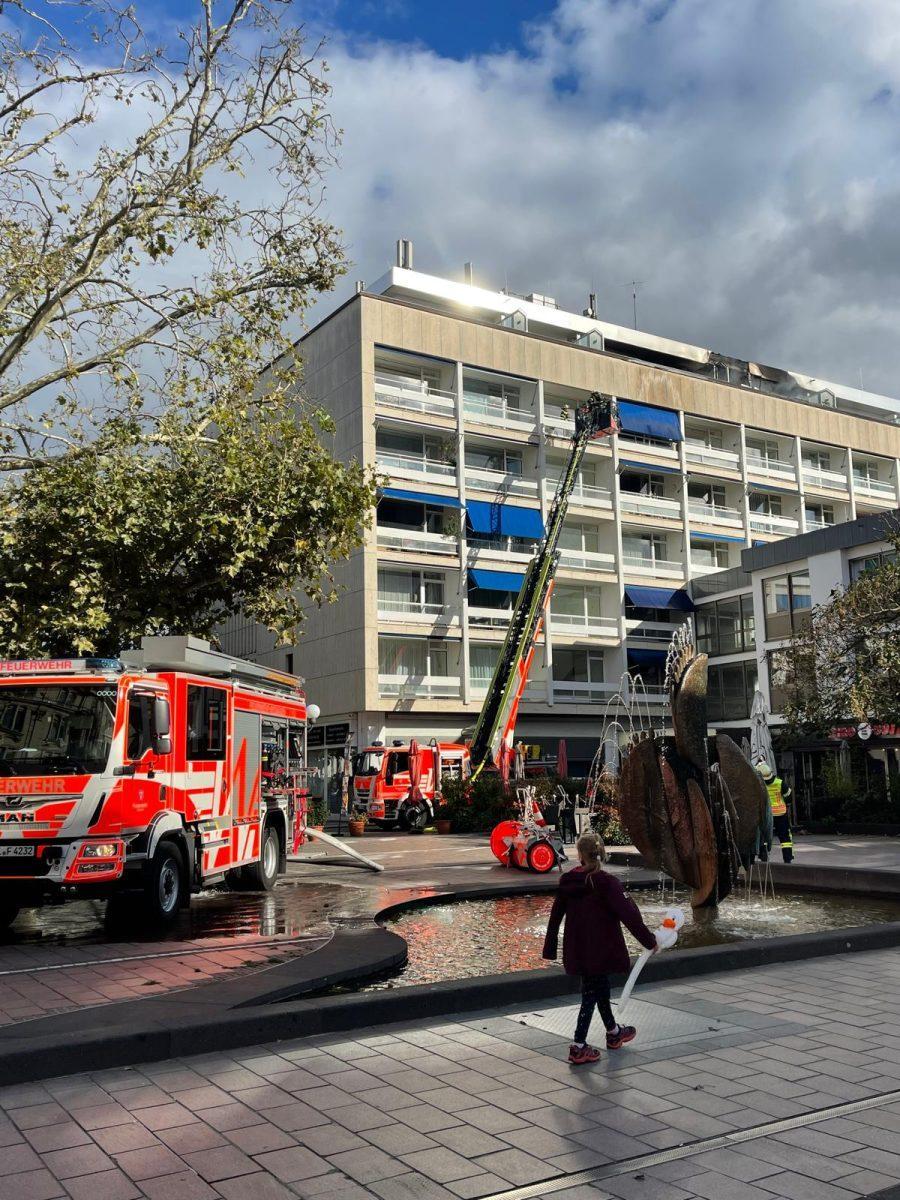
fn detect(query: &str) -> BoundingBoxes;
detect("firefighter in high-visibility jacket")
[756,762,793,863]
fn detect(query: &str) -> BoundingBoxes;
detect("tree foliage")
[0,397,375,655]
[781,532,900,734]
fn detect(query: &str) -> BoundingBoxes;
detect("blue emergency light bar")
[0,657,124,676]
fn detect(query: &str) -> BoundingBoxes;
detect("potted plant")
[434,802,453,835]
[308,796,328,831]
[348,811,367,837]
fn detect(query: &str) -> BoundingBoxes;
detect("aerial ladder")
[469,391,619,780]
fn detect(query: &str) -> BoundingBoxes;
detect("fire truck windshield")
[353,749,384,777]
[0,684,116,776]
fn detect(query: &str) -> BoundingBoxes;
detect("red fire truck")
[0,636,311,929]
[353,741,469,831]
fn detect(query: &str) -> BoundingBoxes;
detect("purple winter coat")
[542,866,657,976]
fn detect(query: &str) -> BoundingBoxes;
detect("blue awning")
[381,487,461,508]
[624,585,695,612]
[627,648,668,665]
[620,459,682,475]
[466,500,544,539]
[469,567,525,592]
[690,531,745,544]
[618,401,682,443]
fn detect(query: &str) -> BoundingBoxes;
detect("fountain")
[616,622,771,916]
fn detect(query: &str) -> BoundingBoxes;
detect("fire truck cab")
[0,636,311,929]
[353,741,469,831]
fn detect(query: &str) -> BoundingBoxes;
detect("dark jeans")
[574,973,616,1043]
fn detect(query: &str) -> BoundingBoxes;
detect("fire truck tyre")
[526,839,558,874]
[143,842,185,924]
[243,824,279,891]
[402,804,429,834]
[0,897,19,931]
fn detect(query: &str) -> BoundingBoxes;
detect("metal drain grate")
[510,996,742,1050]
[476,1086,900,1200]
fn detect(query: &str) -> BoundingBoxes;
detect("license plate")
[0,845,33,857]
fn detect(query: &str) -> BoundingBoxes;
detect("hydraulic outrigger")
[469,392,619,778]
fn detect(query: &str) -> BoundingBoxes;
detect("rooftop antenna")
[629,280,643,330]
[464,262,474,285]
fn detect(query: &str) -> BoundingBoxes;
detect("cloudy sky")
[297,0,900,399]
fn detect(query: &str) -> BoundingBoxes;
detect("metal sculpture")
[618,623,770,914]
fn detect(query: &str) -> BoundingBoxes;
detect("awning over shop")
[624,585,695,612]
[627,647,668,665]
[468,567,525,592]
[617,400,682,443]
[466,500,544,539]
[381,487,461,507]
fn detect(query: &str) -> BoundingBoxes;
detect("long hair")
[576,830,607,876]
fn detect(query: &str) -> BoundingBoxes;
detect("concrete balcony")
[467,541,535,566]
[377,526,458,557]
[557,548,616,573]
[377,600,457,626]
[468,605,513,629]
[688,500,744,529]
[378,673,460,699]
[690,558,729,576]
[854,475,896,500]
[463,394,537,433]
[622,555,684,579]
[802,465,849,493]
[620,493,683,521]
[749,513,800,535]
[549,613,619,639]
[685,444,741,472]
[542,407,575,438]
[376,451,457,488]
[551,680,667,706]
[374,375,456,419]
[804,518,834,532]
[617,436,680,463]
[745,453,797,486]
[471,678,546,701]
[465,467,538,498]
[544,477,613,511]
[625,619,685,641]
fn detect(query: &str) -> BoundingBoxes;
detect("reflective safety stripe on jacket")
[767,777,787,817]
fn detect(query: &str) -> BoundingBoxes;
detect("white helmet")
[755,760,775,782]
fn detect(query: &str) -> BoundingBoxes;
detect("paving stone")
[326,1146,410,1185]
[0,1168,64,1200]
[153,1123,228,1154]
[214,1174,301,1200]
[367,1172,458,1200]
[112,1144,187,1181]
[360,1124,435,1157]
[458,1106,530,1136]
[400,1146,484,1184]
[180,1145,261,1182]
[600,1175,692,1200]
[1,1141,44,1173]
[60,1168,141,1200]
[24,1123,94,1154]
[392,1105,463,1135]
[91,1122,161,1154]
[7,1102,70,1131]
[224,1123,296,1154]
[42,1143,114,1179]
[753,1171,858,1200]
[472,1146,562,1186]
[677,1171,786,1200]
[139,1172,221,1200]
[834,1169,900,1196]
[292,1172,377,1199]
[843,1147,900,1178]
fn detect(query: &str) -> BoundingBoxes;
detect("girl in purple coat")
[543,831,657,1065]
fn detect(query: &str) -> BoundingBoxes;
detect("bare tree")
[0,0,345,467]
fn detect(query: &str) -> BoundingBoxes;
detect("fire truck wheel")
[144,842,185,924]
[0,897,19,930]
[526,839,558,874]
[402,804,429,834]
[243,824,279,891]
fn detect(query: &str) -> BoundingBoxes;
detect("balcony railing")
[463,393,536,432]
[544,478,613,509]
[467,540,535,565]
[377,526,457,557]
[622,554,684,578]
[550,613,619,638]
[378,673,460,698]
[468,605,514,628]
[690,558,729,575]
[685,443,741,471]
[617,435,679,460]
[688,500,744,528]
[551,680,668,706]
[557,548,616,572]
[377,600,455,624]
[376,451,456,484]
[749,513,800,535]
[854,475,895,499]
[465,467,538,498]
[542,407,575,437]
[745,453,797,484]
[802,465,849,492]
[625,619,685,641]
[619,493,682,520]
[804,518,834,532]
[471,678,546,700]
[373,375,456,418]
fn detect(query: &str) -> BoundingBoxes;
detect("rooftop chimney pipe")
[396,239,414,270]
[464,262,474,285]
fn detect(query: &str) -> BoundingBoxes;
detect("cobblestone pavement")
[2,945,900,1200]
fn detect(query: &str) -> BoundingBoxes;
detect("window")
[763,570,810,640]
[804,503,834,527]
[686,426,724,450]
[688,481,726,507]
[750,492,782,516]
[376,360,443,392]
[849,549,897,582]
[696,595,755,655]
[375,428,451,466]
[746,438,780,465]
[553,647,604,683]
[691,539,730,569]
[127,692,155,760]
[377,637,448,678]
[559,522,602,554]
[853,459,879,483]
[552,585,602,621]
[621,472,666,498]
[465,377,522,411]
[470,643,499,686]
[804,449,831,471]
[707,661,758,722]
[186,686,227,760]
[622,533,667,564]
[378,569,445,614]
[285,653,294,675]
[465,446,524,476]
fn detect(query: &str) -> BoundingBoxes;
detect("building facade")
[221,252,900,805]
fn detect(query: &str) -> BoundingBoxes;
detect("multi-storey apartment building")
[222,246,900,804]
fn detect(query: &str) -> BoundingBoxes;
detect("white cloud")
[311,0,900,397]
